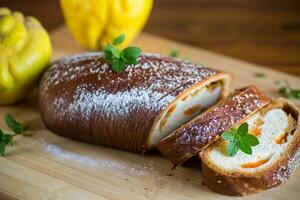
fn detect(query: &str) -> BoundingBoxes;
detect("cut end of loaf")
[200,98,300,196]
[207,104,296,173]
[147,73,231,149]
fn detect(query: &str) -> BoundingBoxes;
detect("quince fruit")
[0,8,52,104]
[60,0,153,50]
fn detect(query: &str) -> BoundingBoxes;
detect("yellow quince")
[60,0,153,50]
[0,8,52,105]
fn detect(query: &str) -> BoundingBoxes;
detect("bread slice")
[200,98,300,196]
[39,52,230,153]
[156,86,270,166]
[148,76,229,150]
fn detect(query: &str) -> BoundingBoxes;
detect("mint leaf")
[278,87,287,96]
[222,122,259,157]
[221,132,234,141]
[102,34,142,73]
[103,45,114,60]
[278,82,300,100]
[112,58,125,73]
[2,134,13,145]
[122,54,137,65]
[113,34,125,46]
[289,89,300,99]
[243,134,259,146]
[0,129,3,140]
[104,44,121,59]
[110,48,121,59]
[123,47,141,58]
[4,114,25,135]
[0,141,6,156]
[122,47,141,64]
[0,115,27,157]
[170,48,179,58]
[227,141,239,157]
[237,123,248,137]
[238,140,252,155]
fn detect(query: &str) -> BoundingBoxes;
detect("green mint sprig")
[0,114,27,156]
[103,34,142,73]
[169,48,179,58]
[221,122,259,157]
[278,81,300,100]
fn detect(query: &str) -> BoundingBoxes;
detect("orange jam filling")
[275,133,287,144]
[241,159,269,168]
[167,105,177,114]
[184,105,201,116]
[251,127,261,137]
[159,105,177,131]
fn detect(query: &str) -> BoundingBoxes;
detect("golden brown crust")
[38,52,230,153]
[156,86,270,166]
[200,98,300,196]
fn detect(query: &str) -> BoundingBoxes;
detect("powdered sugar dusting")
[36,138,160,177]
[62,84,175,119]
[42,52,217,92]
[33,137,196,197]
[39,52,220,151]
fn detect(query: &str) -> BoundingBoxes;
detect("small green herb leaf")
[2,134,13,145]
[122,54,137,64]
[237,122,248,137]
[170,48,179,58]
[289,89,300,99]
[0,114,27,157]
[104,44,121,59]
[278,87,287,96]
[112,34,125,46]
[221,131,234,141]
[103,45,114,60]
[123,47,142,58]
[243,134,259,146]
[278,81,300,100]
[222,122,259,157]
[238,140,252,154]
[122,47,142,65]
[0,129,3,139]
[103,34,142,73]
[0,141,6,156]
[227,141,239,157]
[4,114,25,135]
[112,58,126,73]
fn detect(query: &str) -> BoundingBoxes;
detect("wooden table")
[0,26,300,200]
[1,0,300,76]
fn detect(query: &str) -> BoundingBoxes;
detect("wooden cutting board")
[0,26,300,200]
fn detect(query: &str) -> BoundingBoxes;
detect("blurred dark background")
[1,0,300,76]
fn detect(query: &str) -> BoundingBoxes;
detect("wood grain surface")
[1,0,300,76]
[0,26,299,200]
